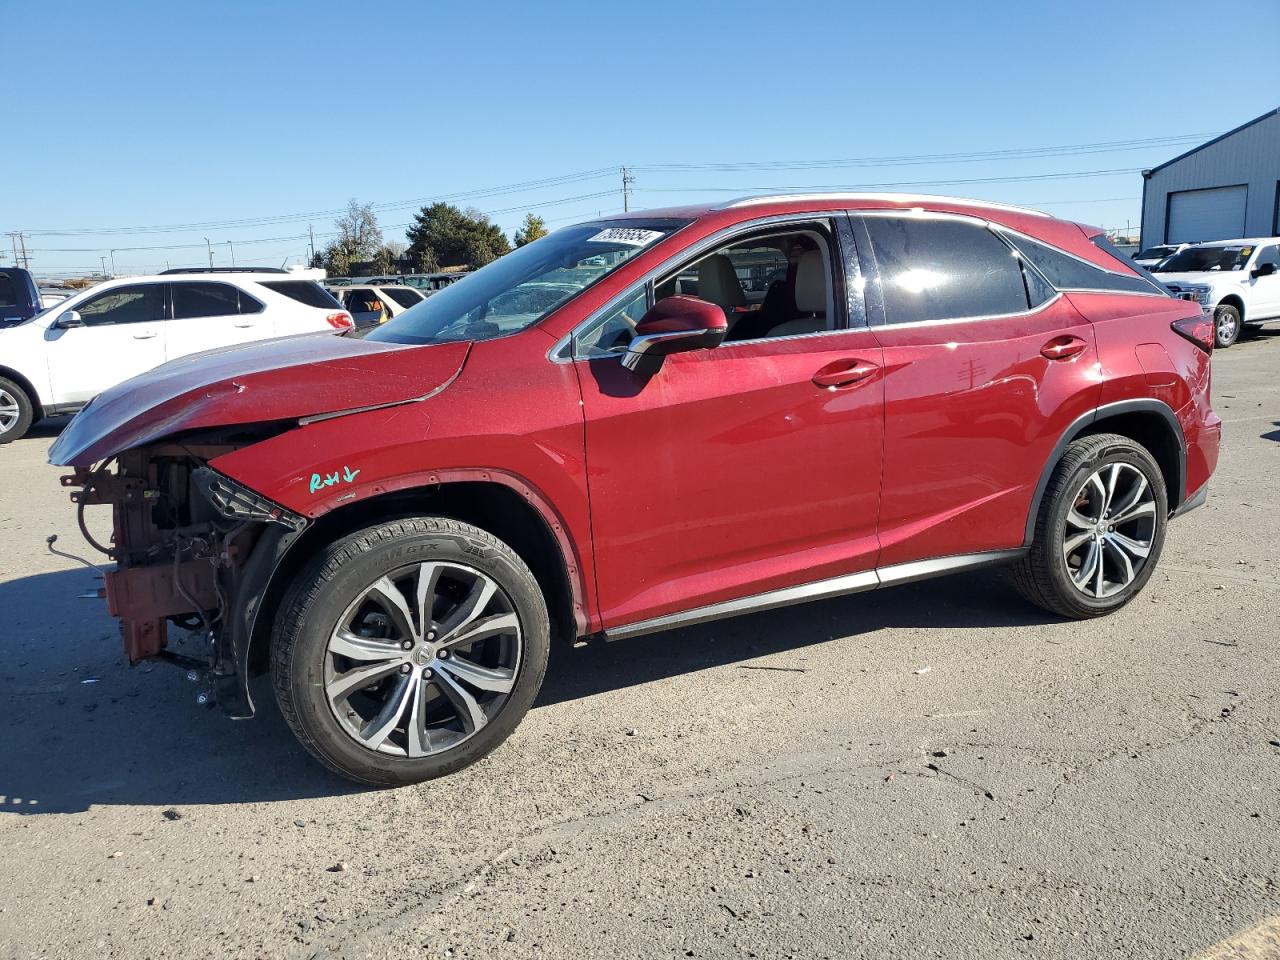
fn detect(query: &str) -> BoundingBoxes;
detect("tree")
[406,202,511,270]
[317,199,384,275]
[513,213,548,247]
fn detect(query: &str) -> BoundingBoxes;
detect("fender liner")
[1022,398,1186,546]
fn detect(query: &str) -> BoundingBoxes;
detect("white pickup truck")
[1153,239,1280,348]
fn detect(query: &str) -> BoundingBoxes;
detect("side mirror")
[622,295,727,376]
[1252,262,1277,278]
[56,310,84,329]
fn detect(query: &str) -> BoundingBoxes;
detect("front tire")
[1213,304,1241,348]
[0,377,34,444]
[1013,434,1167,619]
[272,516,549,786]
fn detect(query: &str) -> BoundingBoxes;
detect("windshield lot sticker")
[310,465,361,494]
[587,227,664,247]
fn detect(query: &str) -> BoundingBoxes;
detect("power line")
[9,132,1211,240]
[636,166,1145,194]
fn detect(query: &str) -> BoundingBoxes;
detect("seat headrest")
[697,253,746,309]
[794,250,826,314]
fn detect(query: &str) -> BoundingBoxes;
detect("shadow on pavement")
[0,561,1048,815]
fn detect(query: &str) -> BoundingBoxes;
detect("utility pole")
[204,237,213,268]
[17,233,29,271]
[308,223,316,264]
[226,240,235,267]
[109,249,118,276]
[8,234,17,268]
[621,167,634,212]
[99,256,107,276]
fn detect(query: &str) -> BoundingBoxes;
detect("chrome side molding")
[603,548,1027,642]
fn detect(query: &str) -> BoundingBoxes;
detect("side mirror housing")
[56,309,84,329]
[622,296,727,376]
[1252,262,1277,278]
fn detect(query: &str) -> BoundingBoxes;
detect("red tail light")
[325,311,353,330]
[1172,314,1213,353]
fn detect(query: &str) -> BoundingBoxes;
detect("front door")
[46,282,167,404]
[575,219,885,629]
[1249,244,1280,319]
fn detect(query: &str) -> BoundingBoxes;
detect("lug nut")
[438,649,450,659]
[401,640,413,650]
[400,663,412,674]
[427,631,436,641]
[424,668,433,678]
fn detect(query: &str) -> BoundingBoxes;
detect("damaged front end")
[65,443,308,717]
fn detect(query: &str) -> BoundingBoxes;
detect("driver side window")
[574,224,837,359]
[76,284,165,327]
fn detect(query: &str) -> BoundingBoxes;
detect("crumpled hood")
[49,332,470,467]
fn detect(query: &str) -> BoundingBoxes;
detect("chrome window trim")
[865,291,1064,331]
[549,211,859,364]
[721,192,1051,219]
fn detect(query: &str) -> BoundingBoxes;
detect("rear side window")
[259,280,342,309]
[172,282,240,319]
[0,272,17,308]
[384,288,423,308]
[1002,231,1164,295]
[863,216,1032,324]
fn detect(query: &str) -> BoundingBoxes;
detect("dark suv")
[0,267,41,329]
[51,194,1221,785]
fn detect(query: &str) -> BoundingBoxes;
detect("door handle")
[1040,335,1087,361]
[812,359,880,388]
[132,330,157,340]
[233,322,255,328]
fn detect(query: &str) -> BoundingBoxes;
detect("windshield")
[365,218,688,346]
[1135,246,1175,260]
[1154,245,1253,273]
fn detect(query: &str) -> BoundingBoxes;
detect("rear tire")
[1013,434,1167,619]
[0,377,34,444]
[1213,304,1241,348]
[272,516,549,786]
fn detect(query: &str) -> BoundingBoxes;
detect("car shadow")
[0,562,1050,814]
[1263,422,1280,444]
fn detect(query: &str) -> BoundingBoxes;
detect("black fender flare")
[1022,398,1186,546]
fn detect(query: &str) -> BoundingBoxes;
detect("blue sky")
[5,0,1279,277]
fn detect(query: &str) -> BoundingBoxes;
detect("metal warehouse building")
[1141,107,1280,245]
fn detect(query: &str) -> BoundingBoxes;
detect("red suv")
[51,194,1221,785]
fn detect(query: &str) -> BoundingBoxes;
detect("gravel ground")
[1,333,1278,960]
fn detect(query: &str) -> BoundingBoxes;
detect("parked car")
[328,284,426,327]
[1151,238,1280,347]
[0,267,42,329]
[1131,243,1188,269]
[50,194,1220,785]
[0,273,352,442]
[39,288,73,309]
[403,271,467,294]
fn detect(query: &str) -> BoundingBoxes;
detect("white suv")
[1153,239,1280,348]
[0,273,352,443]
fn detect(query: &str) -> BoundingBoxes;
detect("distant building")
[1140,108,1280,245]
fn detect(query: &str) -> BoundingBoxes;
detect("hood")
[1153,271,1245,287]
[49,331,470,467]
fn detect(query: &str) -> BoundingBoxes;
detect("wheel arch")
[0,364,42,412]
[1217,294,1245,321]
[246,476,585,677]
[1023,399,1186,546]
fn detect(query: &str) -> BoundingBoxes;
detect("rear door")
[167,281,266,359]
[853,212,1100,567]
[1249,244,1280,319]
[46,283,167,403]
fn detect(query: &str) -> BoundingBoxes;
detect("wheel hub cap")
[1062,462,1157,599]
[323,561,522,758]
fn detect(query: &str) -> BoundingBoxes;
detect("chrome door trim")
[602,548,1027,642]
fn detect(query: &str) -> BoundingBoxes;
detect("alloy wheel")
[1062,462,1157,599]
[324,561,522,758]
[1216,309,1238,344]
[0,388,20,436]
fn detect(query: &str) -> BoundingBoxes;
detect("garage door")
[1167,186,1247,243]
